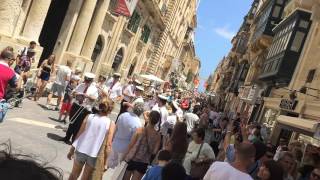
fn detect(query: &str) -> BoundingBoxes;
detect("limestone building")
[212,0,320,146]
[0,0,200,82]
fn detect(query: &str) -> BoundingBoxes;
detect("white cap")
[134,79,142,85]
[136,86,144,91]
[113,73,121,77]
[158,94,168,101]
[84,72,95,79]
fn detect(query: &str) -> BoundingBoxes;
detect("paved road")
[0,98,120,179]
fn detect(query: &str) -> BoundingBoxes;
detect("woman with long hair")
[67,99,115,180]
[165,122,189,164]
[257,160,284,180]
[123,111,161,180]
[34,54,55,101]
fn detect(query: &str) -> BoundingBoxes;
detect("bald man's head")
[236,142,256,162]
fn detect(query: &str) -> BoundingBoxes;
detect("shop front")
[261,97,320,147]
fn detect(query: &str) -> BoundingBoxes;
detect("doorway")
[38,0,71,66]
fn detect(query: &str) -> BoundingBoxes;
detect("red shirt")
[0,62,16,99]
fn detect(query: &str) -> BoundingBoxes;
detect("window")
[272,6,282,18]
[127,11,141,33]
[299,20,309,29]
[277,0,284,4]
[291,31,305,52]
[306,69,316,83]
[140,25,151,43]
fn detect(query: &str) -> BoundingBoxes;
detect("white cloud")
[213,26,235,40]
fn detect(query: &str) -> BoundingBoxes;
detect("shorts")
[39,71,50,81]
[126,160,149,174]
[50,83,65,97]
[60,102,72,113]
[75,151,97,168]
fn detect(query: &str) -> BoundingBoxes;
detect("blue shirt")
[112,112,142,153]
[142,165,163,180]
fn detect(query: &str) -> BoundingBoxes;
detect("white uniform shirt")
[204,161,253,180]
[106,78,122,101]
[123,84,135,102]
[74,83,99,110]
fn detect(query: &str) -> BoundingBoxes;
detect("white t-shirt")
[55,65,72,86]
[152,104,169,133]
[74,83,99,110]
[73,114,111,157]
[204,161,253,180]
[184,112,200,134]
[183,141,216,175]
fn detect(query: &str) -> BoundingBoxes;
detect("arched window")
[91,35,103,63]
[112,48,124,72]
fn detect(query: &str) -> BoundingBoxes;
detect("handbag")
[190,143,214,179]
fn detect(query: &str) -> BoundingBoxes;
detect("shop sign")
[279,99,298,111]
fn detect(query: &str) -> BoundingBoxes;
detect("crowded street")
[1,0,320,180]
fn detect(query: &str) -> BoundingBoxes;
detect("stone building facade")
[211,0,320,146]
[0,0,200,82]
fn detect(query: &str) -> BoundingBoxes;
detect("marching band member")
[61,73,99,144]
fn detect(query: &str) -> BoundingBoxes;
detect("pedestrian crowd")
[1,44,320,180]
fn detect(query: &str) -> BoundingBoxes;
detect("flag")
[113,0,139,17]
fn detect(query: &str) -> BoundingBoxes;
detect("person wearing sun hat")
[152,94,169,134]
[123,86,145,110]
[61,72,99,144]
[117,78,142,119]
[106,73,122,102]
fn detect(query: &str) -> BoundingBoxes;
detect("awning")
[277,115,319,133]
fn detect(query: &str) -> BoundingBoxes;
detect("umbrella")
[139,74,164,83]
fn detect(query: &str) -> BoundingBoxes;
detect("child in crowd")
[142,150,172,180]
[58,79,77,123]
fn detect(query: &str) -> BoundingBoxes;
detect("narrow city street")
[0,98,120,179]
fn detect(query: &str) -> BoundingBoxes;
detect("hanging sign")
[113,0,139,17]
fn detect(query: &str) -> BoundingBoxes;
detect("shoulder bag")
[190,143,214,179]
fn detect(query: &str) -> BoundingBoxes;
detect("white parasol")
[139,74,164,83]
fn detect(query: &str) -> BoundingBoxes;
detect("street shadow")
[37,103,49,110]
[47,133,64,141]
[55,125,68,132]
[48,117,61,123]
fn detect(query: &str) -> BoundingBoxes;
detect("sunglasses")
[312,172,320,179]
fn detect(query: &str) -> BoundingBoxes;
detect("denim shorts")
[0,101,8,123]
[75,151,97,168]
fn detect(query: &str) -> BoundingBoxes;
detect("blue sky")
[195,0,252,90]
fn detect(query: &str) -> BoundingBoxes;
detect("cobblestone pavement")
[0,98,120,179]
